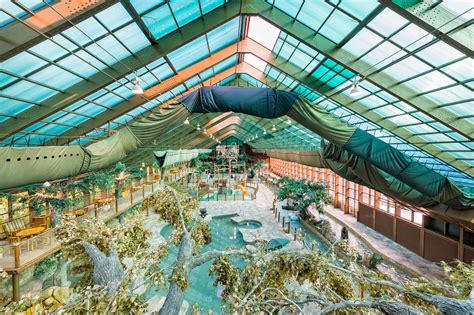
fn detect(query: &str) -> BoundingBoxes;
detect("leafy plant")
[276,177,331,213]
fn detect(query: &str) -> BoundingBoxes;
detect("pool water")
[279,209,329,252]
[144,213,329,313]
[236,220,262,229]
[144,215,247,313]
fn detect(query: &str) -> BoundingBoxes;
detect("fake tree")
[209,240,474,314]
[277,177,331,213]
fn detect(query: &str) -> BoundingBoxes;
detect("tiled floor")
[324,206,444,279]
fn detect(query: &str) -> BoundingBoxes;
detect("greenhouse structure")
[0,0,473,313]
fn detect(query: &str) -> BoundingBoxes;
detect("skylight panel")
[416,41,464,66]
[361,41,406,69]
[3,52,47,77]
[95,3,132,31]
[62,17,108,46]
[244,54,267,72]
[423,85,472,105]
[169,0,201,27]
[201,0,225,15]
[207,17,239,52]
[441,58,474,81]
[390,23,432,51]
[248,17,280,50]
[343,28,383,58]
[0,97,33,117]
[404,71,456,93]
[383,56,431,81]
[368,8,408,36]
[167,36,209,71]
[142,4,177,40]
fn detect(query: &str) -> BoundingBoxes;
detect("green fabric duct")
[286,96,472,211]
[154,149,212,168]
[320,141,441,210]
[252,149,326,168]
[0,105,189,190]
[343,128,473,210]
[256,146,472,223]
[320,142,474,223]
[0,146,87,190]
[286,97,356,147]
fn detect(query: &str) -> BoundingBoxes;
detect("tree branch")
[186,248,252,270]
[327,263,474,314]
[167,187,189,234]
[321,300,422,314]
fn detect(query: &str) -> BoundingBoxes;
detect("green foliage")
[276,177,331,213]
[55,215,151,288]
[83,170,115,191]
[254,159,265,171]
[193,154,212,175]
[191,221,212,253]
[33,254,59,278]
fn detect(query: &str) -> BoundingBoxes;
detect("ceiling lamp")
[203,128,207,134]
[272,125,277,132]
[131,73,144,95]
[263,129,266,135]
[286,118,291,124]
[184,117,190,125]
[349,74,361,97]
[255,134,258,139]
[196,124,201,131]
[43,181,51,188]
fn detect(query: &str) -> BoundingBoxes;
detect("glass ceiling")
[0,0,472,186]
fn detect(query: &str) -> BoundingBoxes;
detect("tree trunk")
[159,233,195,315]
[53,259,70,287]
[83,243,124,294]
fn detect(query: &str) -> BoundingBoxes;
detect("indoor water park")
[0,0,473,314]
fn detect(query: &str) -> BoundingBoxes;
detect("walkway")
[0,180,164,272]
[324,206,444,280]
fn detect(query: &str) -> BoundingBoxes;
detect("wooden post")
[114,197,118,213]
[12,273,20,302]
[14,244,20,268]
[142,185,145,200]
[294,228,297,241]
[278,212,281,222]
[287,221,290,233]
[458,227,464,261]
[130,186,134,205]
[282,216,285,228]
[94,204,98,219]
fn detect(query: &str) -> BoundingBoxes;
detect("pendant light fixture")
[196,124,201,131]
[131,72,144,95]
[184,117,190,125]
[349,74,361,97]
[272,125,277,132]
[286,118,291,124]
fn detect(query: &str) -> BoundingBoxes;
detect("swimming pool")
[145,215,247,313]
[279,209,329,252]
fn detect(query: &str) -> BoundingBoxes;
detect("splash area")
[199,175,258,201]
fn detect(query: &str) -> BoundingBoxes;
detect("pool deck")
[204,181,444,280]
[323,205,444,279]
[201,185,301,250]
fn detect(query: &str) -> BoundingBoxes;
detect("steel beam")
[0,0,119,61]
[0,1,242,140]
